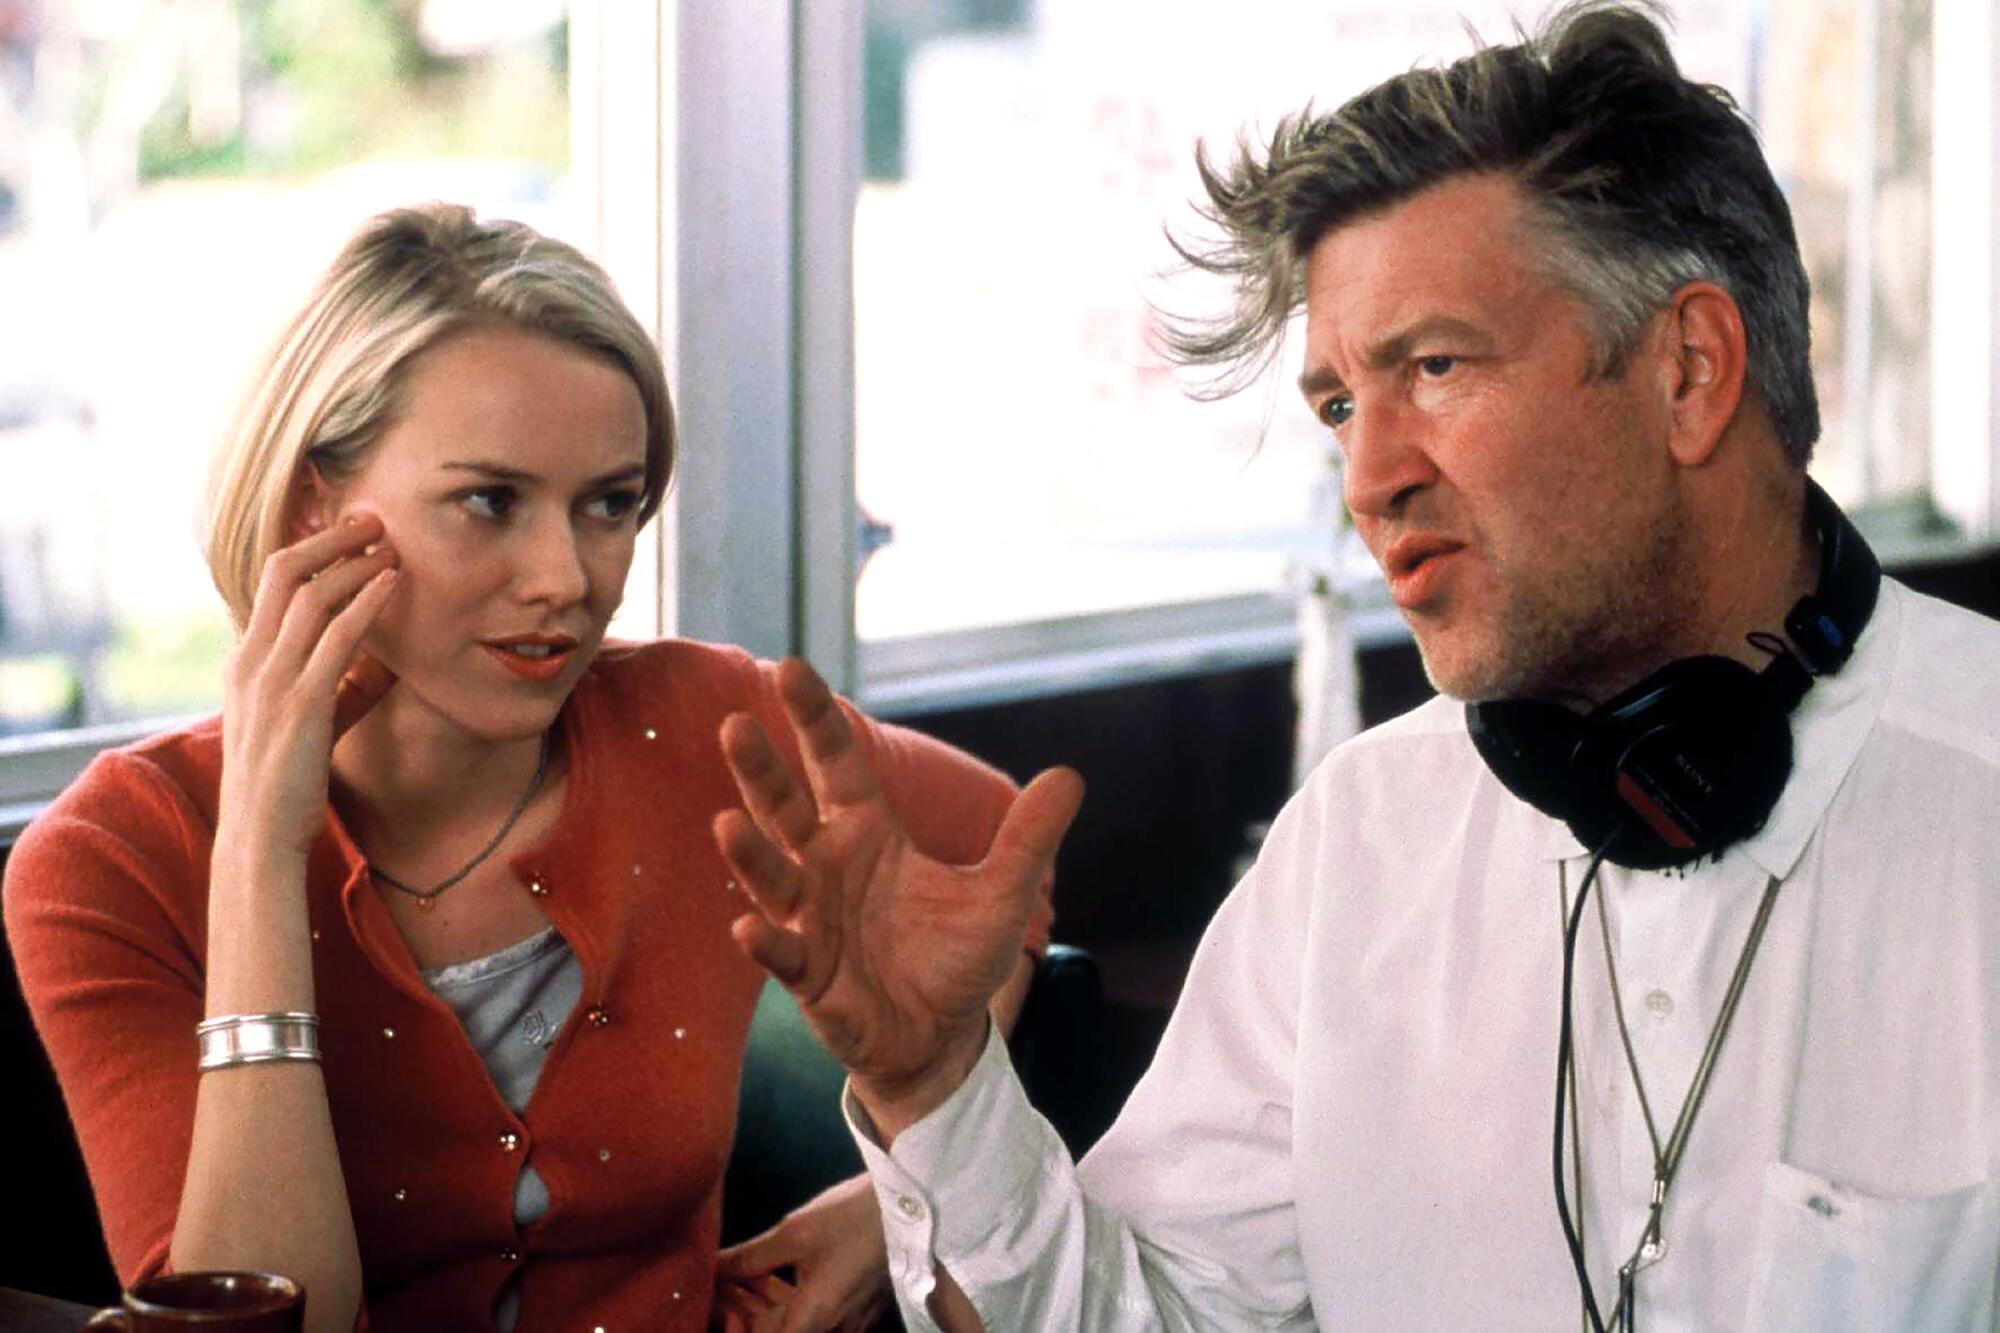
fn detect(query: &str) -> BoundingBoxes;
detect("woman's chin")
[365,672,570,745]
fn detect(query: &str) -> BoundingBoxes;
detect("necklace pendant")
[418,895,437,911]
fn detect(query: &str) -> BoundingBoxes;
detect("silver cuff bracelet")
[196,1011,321,1071]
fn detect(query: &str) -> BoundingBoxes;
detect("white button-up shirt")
[850,580,2000,1330]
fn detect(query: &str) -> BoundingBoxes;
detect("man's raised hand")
[714,658,1083,1132]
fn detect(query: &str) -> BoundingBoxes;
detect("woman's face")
[317,325,649,742]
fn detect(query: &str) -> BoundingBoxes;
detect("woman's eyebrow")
[439,461,646,487]
[440,460,536,482]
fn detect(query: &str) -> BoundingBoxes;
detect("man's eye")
[461,486,516,519]
[586,489,640,522]
[1417,355,1458,377]
[1319,396,1354,429]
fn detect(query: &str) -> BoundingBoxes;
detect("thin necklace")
[1593,867,1784,1331]
[370,732,551,910]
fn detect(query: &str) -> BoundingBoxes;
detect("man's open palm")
[714,658,1084,1105]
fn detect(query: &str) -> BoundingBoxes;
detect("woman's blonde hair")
[202,202,674,631]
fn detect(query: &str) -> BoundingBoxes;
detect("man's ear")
[286,461,338,542]
[1658,281,1748,468]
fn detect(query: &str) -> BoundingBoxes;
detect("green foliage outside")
[138,0,568,183]
[99,612,233,721]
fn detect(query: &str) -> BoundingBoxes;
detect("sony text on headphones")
[1467,479,1882,870]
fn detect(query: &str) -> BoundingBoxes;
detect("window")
[844,0,1992,707]
[0,1,587,739]
[3,1,1994,826]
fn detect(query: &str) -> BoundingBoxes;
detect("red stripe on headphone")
[1614,771,1698,850]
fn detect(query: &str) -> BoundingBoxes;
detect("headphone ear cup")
[1467,698,1592,825]
[1582,657,1793,868]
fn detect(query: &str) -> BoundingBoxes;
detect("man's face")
[1299,174,1695,704]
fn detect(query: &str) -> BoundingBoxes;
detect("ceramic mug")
[84,1271,304,1331]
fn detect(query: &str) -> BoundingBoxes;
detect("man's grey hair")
[1163,1,1819,466]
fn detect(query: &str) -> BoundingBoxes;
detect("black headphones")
[1466,479,1881,870]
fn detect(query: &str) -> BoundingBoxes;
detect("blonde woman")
[3,204,1054,1333]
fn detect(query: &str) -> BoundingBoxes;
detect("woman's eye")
[1319,395,1355,430]
[1417,354,1458,377]
[461,486,516,520]
[586,490,640,523]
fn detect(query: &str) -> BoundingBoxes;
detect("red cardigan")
[4,639,1042,1330]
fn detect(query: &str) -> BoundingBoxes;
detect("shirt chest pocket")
[1739,1161,2000,1331]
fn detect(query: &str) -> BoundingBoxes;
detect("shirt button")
[586,1006,611,1028]
[499,1132,521,1153]
[895,1194,926,1222]
[1643,989,1674,1019]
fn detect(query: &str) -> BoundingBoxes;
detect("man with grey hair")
[714,3,2000,1328]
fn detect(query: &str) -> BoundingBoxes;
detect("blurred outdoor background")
[0,0,571,734]
[0,0,1965,734]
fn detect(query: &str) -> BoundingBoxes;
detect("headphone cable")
[1553,836,1618,1333]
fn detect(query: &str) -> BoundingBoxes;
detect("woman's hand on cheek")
[219,513,401,856]
[333,648,398,738]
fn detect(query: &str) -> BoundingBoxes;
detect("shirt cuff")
[843,1023,1056,1303]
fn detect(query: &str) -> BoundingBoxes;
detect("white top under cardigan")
[424,925,582,1331]
[850,579,2000,1330]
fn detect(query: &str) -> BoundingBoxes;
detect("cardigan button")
[392,1188,407,1202]
[499,1132,521,1153]
[500,1248,520,1264]
[586,1006,611,1028]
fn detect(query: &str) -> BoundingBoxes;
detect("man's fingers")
[984,766,1086,887]
[721,713,823,851]
[775,658,880,810]
[730,1274,793,1333]
[778,1296,838,1333]
[731,913,811,988]
[718,1222,797,1280]
[714,809,805,919]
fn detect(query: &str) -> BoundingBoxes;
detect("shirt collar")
[1534,579,1903,875]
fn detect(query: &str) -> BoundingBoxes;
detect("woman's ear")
[286,462,338,542]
